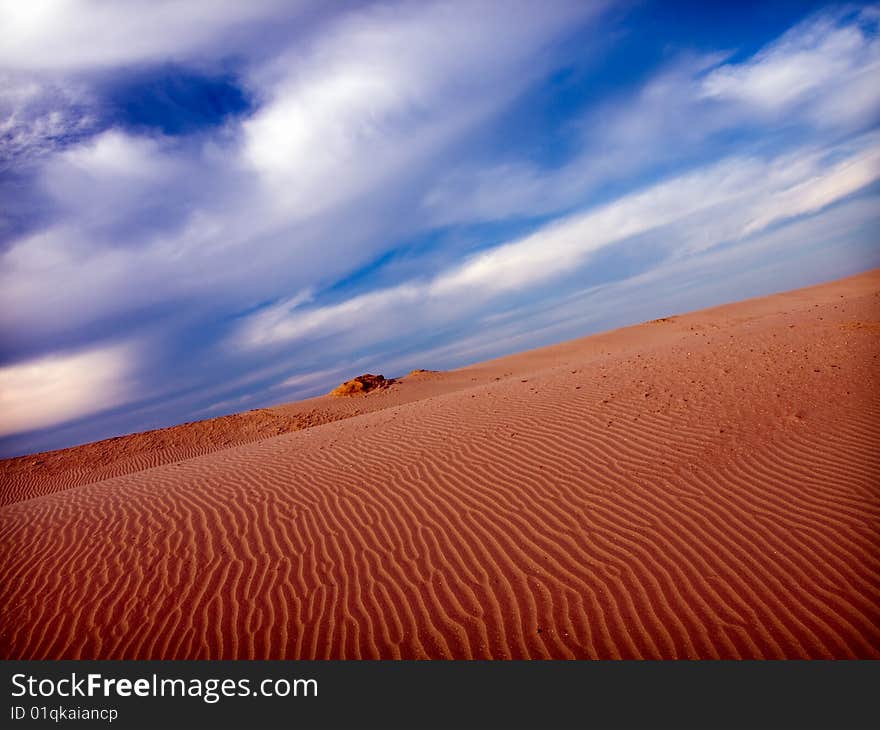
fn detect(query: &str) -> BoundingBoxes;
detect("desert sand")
[1,271,878,659]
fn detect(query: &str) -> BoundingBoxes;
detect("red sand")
[1,271,878,659]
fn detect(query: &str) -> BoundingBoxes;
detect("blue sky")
[1,0,878,457]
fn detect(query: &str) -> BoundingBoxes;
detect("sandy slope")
[1,271,878,659]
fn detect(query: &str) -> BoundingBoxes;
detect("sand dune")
[1,271,878,658]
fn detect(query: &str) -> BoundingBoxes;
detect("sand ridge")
[1,270,878,658]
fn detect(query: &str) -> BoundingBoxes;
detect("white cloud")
[241,0,600,218]
[58,129,168,178]
[0,213,201,352]
[424,7,880,227]
[427,135,880,294]
[275,368,347,390]
[742,143,880,234]
[428,158,759,296]
[0,1,313,167]
[39,129,179,221]
[235,132,880,350]
[238,283,423,349]
[0,343,134,436]
[700,8,880,124]
[0,0,298,71]
[0,73,95,166]
[1,1,604,349]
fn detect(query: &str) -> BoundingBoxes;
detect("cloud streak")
[423,6,880,226]
[0,342,134,437]
[235,132,880,350]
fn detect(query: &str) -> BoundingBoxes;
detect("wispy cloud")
[0,342,134,437]
[423,6,880,226]
[235,132,880,350]
[241,1,599,218]
[2,1,602,346]
[700,6,880,126]
[0,0,298,71]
